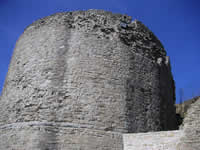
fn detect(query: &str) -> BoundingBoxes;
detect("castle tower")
[0,10,176,149]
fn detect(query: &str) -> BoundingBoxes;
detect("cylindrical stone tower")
[0,10,177,149]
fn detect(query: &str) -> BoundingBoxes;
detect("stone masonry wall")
[124,98,200,150]
[179,97,200,150]
[0,122,122,150]
[123,130,183,150]
[0,10,177,149]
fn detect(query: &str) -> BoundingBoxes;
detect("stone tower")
[0,10,177,149]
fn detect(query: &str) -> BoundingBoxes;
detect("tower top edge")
[22,9,166,61]
[24,9,132,31]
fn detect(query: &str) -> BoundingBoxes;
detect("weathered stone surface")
[0,10,177,149]
[179,97,200,150]
[175,96,200,128]
[176,96,200,118]
[123,130,183,150]
[0,121,122,150]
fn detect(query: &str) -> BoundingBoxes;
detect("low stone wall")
[123,130,183,150]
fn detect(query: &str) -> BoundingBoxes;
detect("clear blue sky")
[0,0,200,103]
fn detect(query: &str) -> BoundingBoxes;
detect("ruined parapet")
[0,10,176,149]
[178,97,200,149]
[176,96,200,118]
